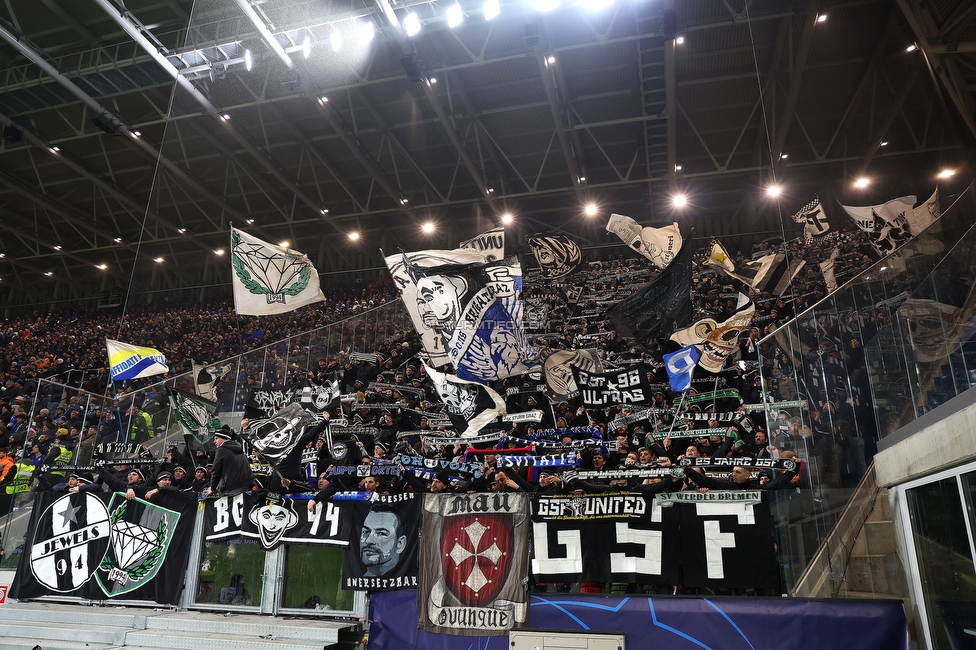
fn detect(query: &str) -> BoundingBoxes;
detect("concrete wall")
[876,387,976,487]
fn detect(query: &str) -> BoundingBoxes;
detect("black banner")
[203,493,349,550]
[246,382,301,419]
[338,494,421,591]
[530,492,778,590]
[11,491,197,604]
[572,364,653,406]
[680,457,797,471]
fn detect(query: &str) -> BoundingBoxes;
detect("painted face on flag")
[529,236,582,279]
[360,509,407,576]
[249,501,299,549]
[417,274,468,336]
[698,326,742,372]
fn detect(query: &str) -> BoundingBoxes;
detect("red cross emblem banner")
[418,492,530,635]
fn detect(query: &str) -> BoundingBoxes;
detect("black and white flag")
[840,196,916,255]
[820,247,841,293]
[231,227,326,315]
[671,279,754,347]
[572,364,653,407]
[204,493,348,551]
[606,214,682,270]
[245,381,301,419]
[459,227,506,261]
[540,348,604,402]
[340,494,421,591]
[192,362,232,402]
[790,197,830,240]
[240,402,320,465]
[528,233,583,280]
[607,237,693,349]
[424,364,506,437]
[299,378,340,412]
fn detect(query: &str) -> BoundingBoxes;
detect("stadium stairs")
[0,601,362,650]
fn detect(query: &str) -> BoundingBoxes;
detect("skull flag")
[527,234,583,279]
[424,364,506,437]
[418,493,529,635]
[240,402,320,465]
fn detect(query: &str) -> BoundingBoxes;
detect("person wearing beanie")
[191,467,211,494]
[430,471,454,493]
[98,463,149,501]
[205,428,253,498]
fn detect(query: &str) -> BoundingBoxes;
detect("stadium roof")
[0,0,972,309]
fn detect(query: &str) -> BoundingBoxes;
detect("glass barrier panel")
[281,544,353,612]
[196,540,264,607]
[1,492,38,570]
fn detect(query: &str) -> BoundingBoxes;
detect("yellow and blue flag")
[106,339,169,381]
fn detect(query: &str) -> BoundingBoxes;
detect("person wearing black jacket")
[205,429,253,497]
[99,465,148,500]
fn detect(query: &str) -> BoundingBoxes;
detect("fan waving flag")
[106,339,168,381]
[790,197,830,240]
[231,227,325,315]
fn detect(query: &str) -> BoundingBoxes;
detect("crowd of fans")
[0,224,897,592]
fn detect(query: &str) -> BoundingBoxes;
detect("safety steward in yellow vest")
[48,437,74,480]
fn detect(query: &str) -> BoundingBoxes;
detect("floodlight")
[854,177,870,189]
[766,184,782,198]
[404,12,421,36]
[484,0,499,20]
[938,169,955,179]
[447,4,463,28]
[673,193,687,208]
[817,13,827,22]
[676,36,685,44]
[215,249,225,255]
[245,49,253,71]
[585,203,597,216]
[154,257,164,263]
[501,213,513,224]
[331,28,343,52]
[279,241,290,248]
[303,36,311,59]
[534,0,559,12]
[422,222,435,233]
[360,21,375,42]
[348,231,361,241]
[96,264,107,270]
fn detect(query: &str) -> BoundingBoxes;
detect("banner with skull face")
[424,364,506,437]
[405,253,538,383]
[527,233,583,279]
[240,402,320,465]
[671,280,754,347]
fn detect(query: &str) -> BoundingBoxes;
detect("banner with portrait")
[338,494,421,591]
[419,492,530,635]
[540,347,603,402]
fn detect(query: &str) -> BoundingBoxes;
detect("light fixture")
[676,36,685,44]
[484,0,499,20]
[447,3,463,28]
[320,96,329,103]
[215,249,225,255]
[422,222,435,233]
[244,49,253,71]
[766,184,782,198]
[672,193,688,208]
[321,208,329,214]
[817,13,827,22]
[133,131,141,136]
[579,176,586,181]
[780,153,788,159]
[360,21,376,42]
[0,253,5,258]
[906,44,917,52]
[246,218,255,224]
[154,257,164,263]
[348,231,361,241]
[331,27,343,52]
[501,213,513,224]
[584,203,597,216]
[279,241,290,248]
[675,164,682,171]
[178,228,186,233]
[53,245,62,251]
[880,141,889,146]
[854,177,870,189]
[547,55,556,64]
[534,0,560,12]
[114,237,122,243]
[487,187,494,193]
[51,146,60,152]
[303,36,311,59]
[938,169,956,179]
[404,12,422,37]
[96,264,107,270]
[221,114,230,120]
[583,0,614,12]
[429,77,437,83]
[400,198,409,204]
[44,271,53,276]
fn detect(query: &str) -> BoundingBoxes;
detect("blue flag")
[663,345,699,393]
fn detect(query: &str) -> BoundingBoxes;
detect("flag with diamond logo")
[231,227,326,315]
[418,493,529,635]
[11,491,197,604]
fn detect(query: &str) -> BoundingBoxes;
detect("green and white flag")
[231,227,325,315]
[166,386,219,444]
